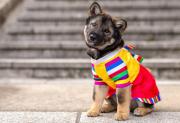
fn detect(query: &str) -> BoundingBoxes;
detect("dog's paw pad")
[87,110,100,117]
[114,113,129,121]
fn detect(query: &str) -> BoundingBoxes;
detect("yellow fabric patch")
[93,48,140,89]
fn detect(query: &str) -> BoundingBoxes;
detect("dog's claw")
[114,113,129,121]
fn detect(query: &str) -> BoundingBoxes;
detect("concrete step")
[6,24,180,36]
[7,34,180,42]
[6,34,83,41]
[18,10,180,22]
[26,0,180,11]
[6,24,180,41]
[8,0,179,41]
[0,40,179,59]
[7,24,180,35]
[0,41,87,59]
[17,20,180,27]
[0,58,179,79]
[9,19,180,29]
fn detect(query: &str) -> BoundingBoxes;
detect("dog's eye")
[91,23,97,27]
[104,29,110,34]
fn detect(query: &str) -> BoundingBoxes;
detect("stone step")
[0,40,179,59]
[0,41,87,59]
[6,35,83,41]
[26,0,180,11]
[18,10,180,23]
[0,58,179,79]
[6,24,180,41]
[8,19,180,32]
[17,20,180,27]
[15,19,180,41]
[7,24,180,35]
[6,33,180,41]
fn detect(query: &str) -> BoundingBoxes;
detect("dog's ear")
[114,18,127,33]
[89,2,103,16]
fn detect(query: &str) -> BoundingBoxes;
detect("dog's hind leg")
[87,85,108,117]
[101,95,117,113]
[133,101,154,116]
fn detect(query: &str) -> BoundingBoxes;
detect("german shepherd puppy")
[84,2,160,121]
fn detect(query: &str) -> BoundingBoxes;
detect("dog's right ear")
[89,2,103,16]
[114,18,127,33]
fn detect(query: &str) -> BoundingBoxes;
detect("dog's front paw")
[87,109,100,117]
[114,113,129,121]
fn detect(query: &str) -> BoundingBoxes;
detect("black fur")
[85,15,124,59]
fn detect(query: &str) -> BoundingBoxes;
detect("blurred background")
[0,0,179,116]
[0,0,180,79]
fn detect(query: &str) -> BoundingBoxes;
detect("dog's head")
[84,2,127,59]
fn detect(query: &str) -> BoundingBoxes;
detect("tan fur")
[134,107,153,116]
[101,102,116,113]
[115,86,131,121]
[87,85,108,117]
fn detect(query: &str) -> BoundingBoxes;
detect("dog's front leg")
[114,86,131,121]
[87,85,108,117]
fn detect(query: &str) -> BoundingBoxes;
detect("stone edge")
[0,0,22,25]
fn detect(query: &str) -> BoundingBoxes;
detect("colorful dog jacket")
[91,46,161,104]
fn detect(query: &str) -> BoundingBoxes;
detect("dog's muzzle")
[89,32,103,45]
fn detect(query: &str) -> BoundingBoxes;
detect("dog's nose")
[89,33,97,42]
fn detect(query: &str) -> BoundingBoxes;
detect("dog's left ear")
[114,18,127,33]
[89,2,103,16]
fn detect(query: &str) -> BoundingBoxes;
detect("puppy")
[84,2,161,121]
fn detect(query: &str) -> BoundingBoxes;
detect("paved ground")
[0,79,179,123]
[0,79,180,112]
[0,112,180,123]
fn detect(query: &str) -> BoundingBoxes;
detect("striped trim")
[95,81,106,85]
[134,55,144,63]
[123,45,144,63]
[91,64,102,81]
[116,82,131,88]
[105,57,128,82]
[124,45,133,50]
[133,94,161,104]
[91,48,121,65]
